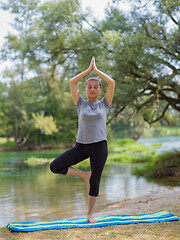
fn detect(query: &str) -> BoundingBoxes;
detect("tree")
[0,0,83,147]
[0,81,13,136]
[1,0,179,145]
[99,0,180,129]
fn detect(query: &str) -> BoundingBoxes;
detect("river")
[138,136,180,154]
[0,136,179,227]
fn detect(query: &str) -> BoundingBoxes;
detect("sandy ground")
[91,187,180,217]
[1,188,179,240]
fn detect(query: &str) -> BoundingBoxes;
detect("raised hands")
[70,56,115,106]
[88,57,97,72]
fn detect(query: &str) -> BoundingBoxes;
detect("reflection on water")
[0,139,180,227]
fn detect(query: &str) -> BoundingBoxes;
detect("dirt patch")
[94,188,180,217]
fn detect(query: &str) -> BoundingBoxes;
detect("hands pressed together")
[88,56,97,72]
[69,56,115,106]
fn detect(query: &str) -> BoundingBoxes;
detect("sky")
[0,6,13,48]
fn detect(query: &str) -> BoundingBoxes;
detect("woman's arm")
[69,59,93,105]
[92,57,115,106]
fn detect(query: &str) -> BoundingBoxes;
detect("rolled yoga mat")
[7,211,179,232]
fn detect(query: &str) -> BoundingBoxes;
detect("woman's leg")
[87,141,108,223]
[66,166,97,223]
[50,143,91,190]
[87,196,97,223]
[67,167,91,192]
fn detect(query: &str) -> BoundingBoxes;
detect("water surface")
[0,137,180,227]
[138,136,180,154]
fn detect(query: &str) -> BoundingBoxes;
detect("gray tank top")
[75,96,111,144]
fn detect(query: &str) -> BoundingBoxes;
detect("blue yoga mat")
[7,211,179,232]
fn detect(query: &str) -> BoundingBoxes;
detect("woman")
[50,57,115,223]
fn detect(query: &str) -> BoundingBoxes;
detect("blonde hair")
[85,77,102,88]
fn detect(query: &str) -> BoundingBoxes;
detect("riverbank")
[95,187,180,216]
[1,188,179,240]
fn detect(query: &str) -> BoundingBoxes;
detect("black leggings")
[50,140,108,197]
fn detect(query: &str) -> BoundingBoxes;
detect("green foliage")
[101,0,180,128]
[32,113,58,135]
[0,137,16,150]
[0,0,179,147]
[24,157,52,166]
[150,143,162,149]
[107,138,157,164]
[134,150,180,177]
[101,6,132,32]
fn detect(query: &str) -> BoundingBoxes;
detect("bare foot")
[83,171,91,192]
[87,215,97,224]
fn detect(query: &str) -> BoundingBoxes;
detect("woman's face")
[85,80,102,101]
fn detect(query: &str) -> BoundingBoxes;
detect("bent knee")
[50,161,68,175]
[50,162,57,173]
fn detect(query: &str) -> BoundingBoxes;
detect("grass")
[24,157,52,166]
[0,137,16,150]
[134,150,180,178]
[107,138,157,164]
[1,204,179,240]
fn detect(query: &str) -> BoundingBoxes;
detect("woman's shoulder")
[100,96,112,108]
[75,96,87,108]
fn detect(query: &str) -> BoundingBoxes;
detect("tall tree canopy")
[100,0,180,125]
[0,0,179,146]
